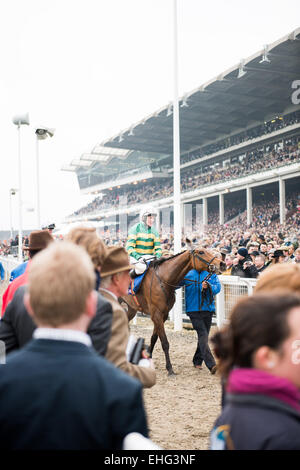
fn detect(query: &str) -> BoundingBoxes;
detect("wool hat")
[23,230,54,251]
[237,247,248,258]
[101,246,134,277]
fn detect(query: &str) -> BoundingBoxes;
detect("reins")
[153,250,218,290]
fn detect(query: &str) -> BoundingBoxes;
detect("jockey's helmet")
[140,206,158,224]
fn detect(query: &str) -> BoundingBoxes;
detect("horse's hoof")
[168,370,176,377]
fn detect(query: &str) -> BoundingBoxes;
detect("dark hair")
[211,293,300,378]
[29,249,40,259]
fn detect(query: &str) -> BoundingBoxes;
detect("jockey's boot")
[129,269,139,279]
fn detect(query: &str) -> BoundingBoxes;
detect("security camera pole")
[35,128,55,228]
[12,113,30,262]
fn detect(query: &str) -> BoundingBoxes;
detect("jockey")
[126,206,162,277]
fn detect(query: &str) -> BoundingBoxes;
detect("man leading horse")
[126,206,162,278]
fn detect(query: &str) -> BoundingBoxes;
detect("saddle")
[128,261,152,295]
[128,271,146,295]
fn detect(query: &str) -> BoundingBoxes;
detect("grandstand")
[62,28,300,240]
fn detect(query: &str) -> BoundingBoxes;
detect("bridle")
[149,249,221,305]
[191,249,219,273]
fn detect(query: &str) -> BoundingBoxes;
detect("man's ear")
[23,292,35,319]
[85,290,97,320]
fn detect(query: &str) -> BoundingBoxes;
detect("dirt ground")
[130,316,221,450]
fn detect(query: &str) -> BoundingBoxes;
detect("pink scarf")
[227,368,300,413]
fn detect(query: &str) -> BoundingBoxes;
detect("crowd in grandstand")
[181,110,300,164]
[71,133,300,218]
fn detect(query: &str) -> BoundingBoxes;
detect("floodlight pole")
[12,113,29,262]
[173,0,182,331]
[17,124,23,262]
[36,137,41,228]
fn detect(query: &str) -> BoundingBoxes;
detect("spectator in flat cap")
[100,246,156,388]
[1,230,54,317]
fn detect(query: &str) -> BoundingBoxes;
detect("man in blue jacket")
[181,269,221,374]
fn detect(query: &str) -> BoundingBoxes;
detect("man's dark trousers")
[188,311,216,371]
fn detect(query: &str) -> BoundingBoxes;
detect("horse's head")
[190,247,226,274]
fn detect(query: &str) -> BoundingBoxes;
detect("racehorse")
[121,247,226,375]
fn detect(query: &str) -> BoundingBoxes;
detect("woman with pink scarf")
[210,293,300,450]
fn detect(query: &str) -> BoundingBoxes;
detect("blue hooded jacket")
[181,270,221,313]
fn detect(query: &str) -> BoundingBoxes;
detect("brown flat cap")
[23,230,54,251]
[101,246,134,277]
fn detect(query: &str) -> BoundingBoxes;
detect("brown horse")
[121,248,225,375]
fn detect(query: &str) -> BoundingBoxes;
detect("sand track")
[130,317,221,450]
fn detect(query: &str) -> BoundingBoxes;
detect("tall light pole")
[12,113,30,262]
[9,188,18,239]
[172,0,182,331]
[35,127,55,228]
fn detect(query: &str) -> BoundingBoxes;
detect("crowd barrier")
[169,275,256,329]
[215,275,257,328]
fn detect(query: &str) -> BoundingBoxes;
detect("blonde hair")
[28,242,95,326]
[66,226,107,269]
[255,263,300,294]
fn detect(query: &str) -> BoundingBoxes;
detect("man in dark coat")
[231,247,258,278]
[0,241,148,450]
[0,285,112,356]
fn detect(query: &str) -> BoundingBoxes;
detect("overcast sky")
[0,0,299,231]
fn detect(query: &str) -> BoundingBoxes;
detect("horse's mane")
[150,250,188,269]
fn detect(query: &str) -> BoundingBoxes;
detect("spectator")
[254,263,300,294]
[294,248,300,263]
[254,254,267,275]
[231,248,258,278]
[100,246,156,388]
[0,262,4,283]
[222,254,235,275]
[273,249,286,264]
[9,261,28,282]
[66,225,108,289]
[210,293,300,450]
[0,226,113,357]
[180,269,221,374]
[1,230,54,317]
[0,241,148,450]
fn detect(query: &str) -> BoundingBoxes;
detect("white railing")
[169,275,257,329]
[215,275,257,328]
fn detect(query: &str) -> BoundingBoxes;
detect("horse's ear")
[185,237,194,251]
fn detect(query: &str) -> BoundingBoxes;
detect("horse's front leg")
[149,325,158,357]
[156,318,175,376]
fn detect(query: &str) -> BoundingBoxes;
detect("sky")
[0,0,299,231]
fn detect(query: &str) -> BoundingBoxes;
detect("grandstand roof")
[100,27,300,155]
